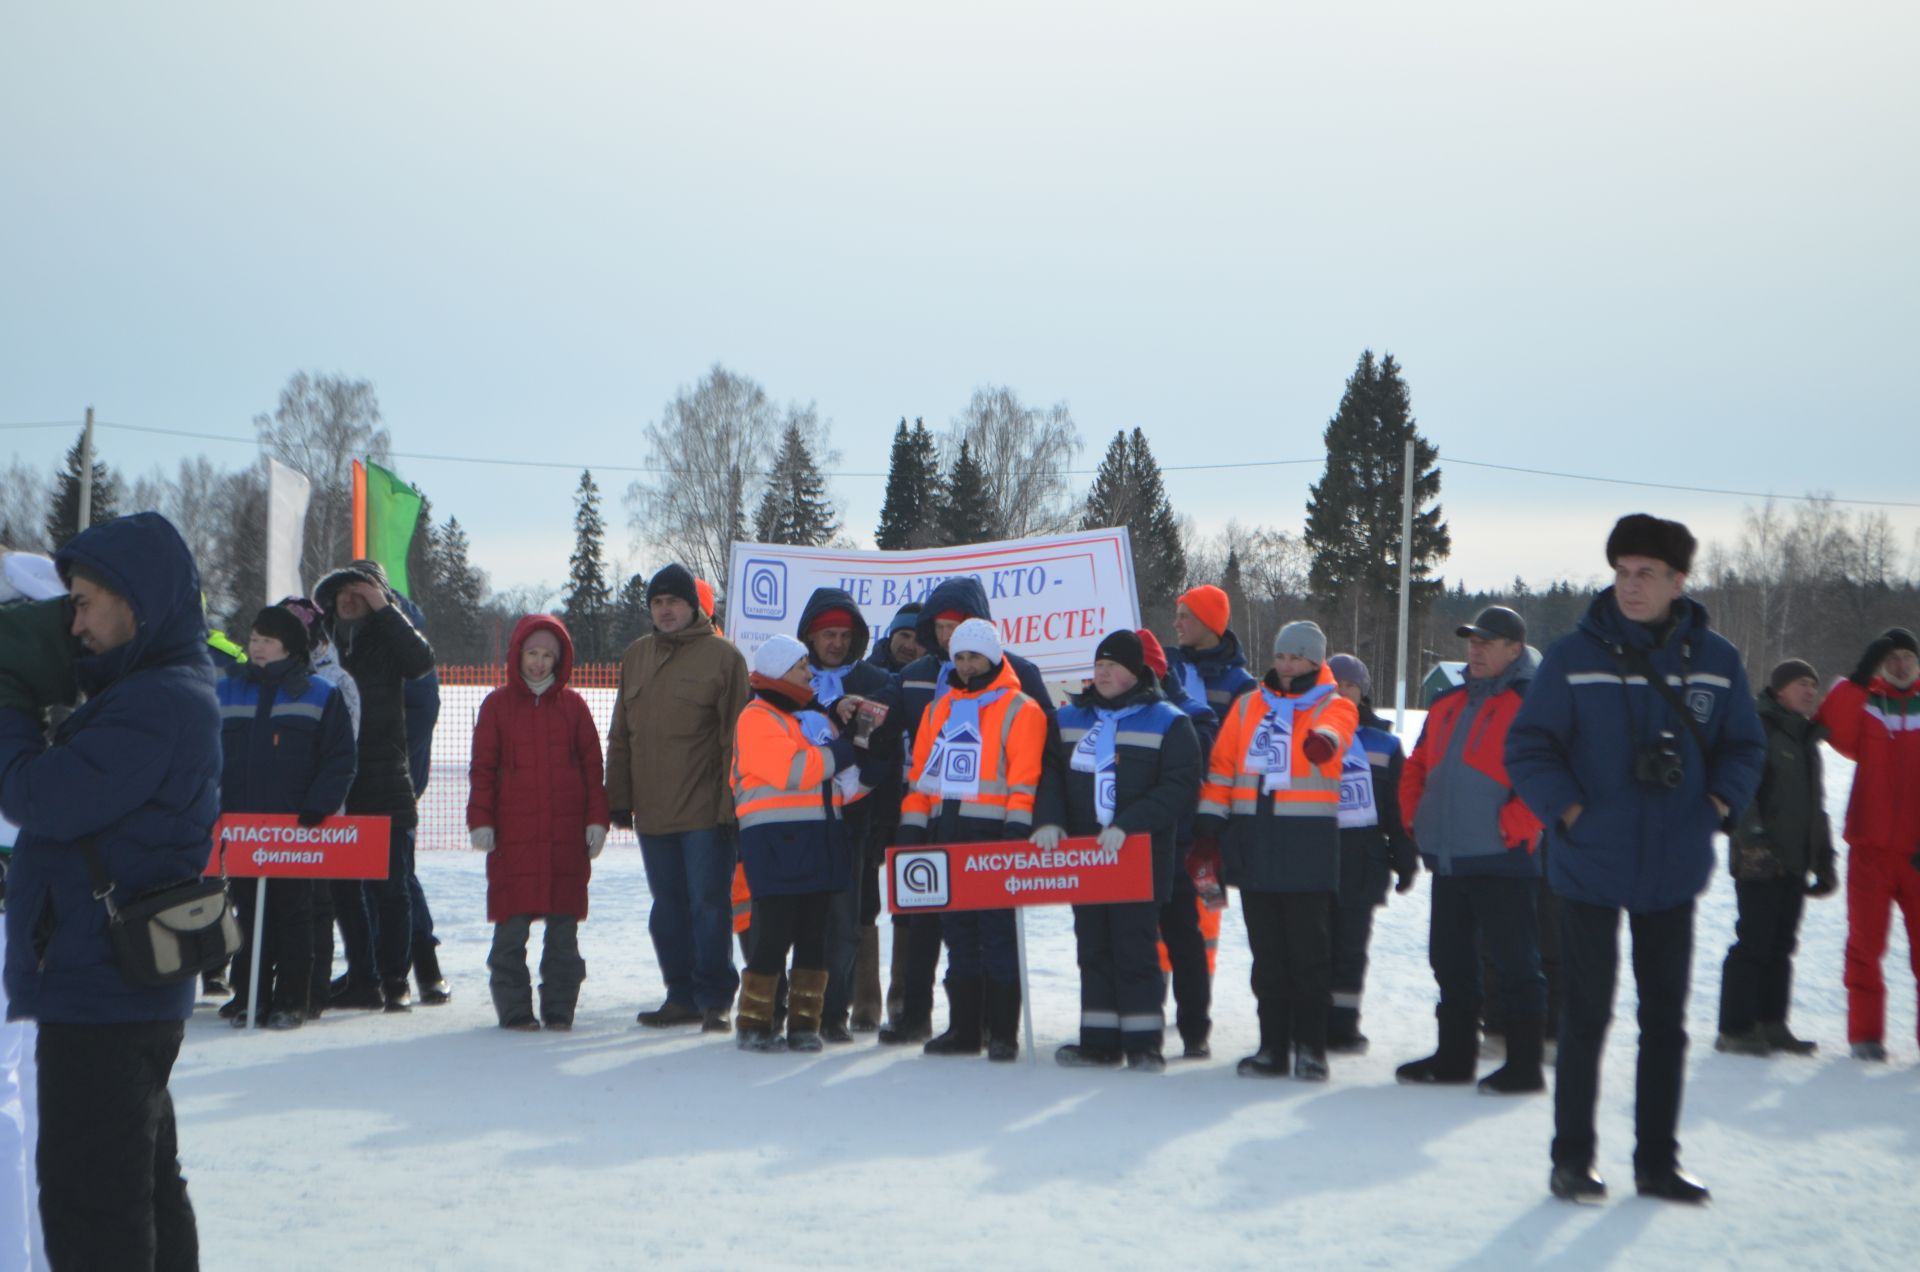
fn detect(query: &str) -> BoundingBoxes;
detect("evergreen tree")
[875,416,944,549]
[427,517,488,662]
[607,571,653,653]
[45,428,120,550]
[562,469,613,660]
[752,421,839,546]
[1302,350,1450,683]
[937,440,996,546]
[1081,428,1187,628]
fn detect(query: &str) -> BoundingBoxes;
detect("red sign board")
[207,813,392,880]
[886,834,1153,914]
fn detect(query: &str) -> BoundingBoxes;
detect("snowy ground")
[175,742,1919,1271]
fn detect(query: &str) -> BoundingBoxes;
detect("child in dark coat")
[467,616,609,1030]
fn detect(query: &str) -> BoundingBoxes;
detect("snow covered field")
[174,740,1918,1270]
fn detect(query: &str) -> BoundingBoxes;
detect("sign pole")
[246,882,267,1031]
[1015,908,1038,1068]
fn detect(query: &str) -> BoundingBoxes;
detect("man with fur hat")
[313,558,436,1013]
[607,563,749,1031]
[1816,626,1920,1062]
[1508,514,1764,1204]
[1,513,219,1268]
[1196,619,1358,1082]
[1715,658,1835,1057]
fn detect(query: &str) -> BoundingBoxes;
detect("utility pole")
[77,406,95,532]
[1393,437,1414,732]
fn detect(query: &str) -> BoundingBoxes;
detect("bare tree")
[0,455,51,550]
[253,371,391,584]
[945,386,1081,540]
[624,364,780,591]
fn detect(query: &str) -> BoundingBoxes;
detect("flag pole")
[351,459,368,560]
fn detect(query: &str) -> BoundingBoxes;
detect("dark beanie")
[251,605,311,661]
[1094,629,1149,682]
[1885,627,1920,656]
[646,563,700,610]
[1767,658,1819,694]
[1606,514,1697,575]
[888,603,923,637]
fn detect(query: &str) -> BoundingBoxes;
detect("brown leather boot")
[851,926,883,1031]
[787,967,830,1052]
[736,971,783,1052]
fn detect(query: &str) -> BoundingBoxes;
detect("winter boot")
[332,978,385,1010]
[1180,1029,1211,1061]
[985,980,1022,1062]
[1125,1048,1167,1073]
[1760,1020,1818,1056]
[1713,1026,1770,1057]
[820,1008,855,1045]
[636,1000,703,1028]
[1850,1040,1888,1062]
[266,1010,303,1031]
[787,968,830,1053]
[878,1014,932,1045]
[381,979,413,1013]
[1478,1016,1546,1095]
[1292,1044,1329,1082]
[492,984,537,1032]
[735,971,784,1052]
[414,941,451,1006]
[539,986,578,1032]
[1236,1050,1289,1078]
[1326,1005,1368,1055]
[850,925,883,1032]
[1396,1007,1477,1085]
[885,926,909,1024]
[1056,1044,1123,1068]
[1635,1166,1710,1204]
[1550,1163,1607,1203]
[924,976,984,1056]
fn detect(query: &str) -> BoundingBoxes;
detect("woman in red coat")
[467,615,610,1030]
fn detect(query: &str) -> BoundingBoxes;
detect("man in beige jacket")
[607,564,749,1030]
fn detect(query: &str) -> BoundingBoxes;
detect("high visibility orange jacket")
[730,688,857,897]
[1195,664,1358,893]
[899,658,1048,844]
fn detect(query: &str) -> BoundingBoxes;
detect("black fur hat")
[1606,513,1697,575]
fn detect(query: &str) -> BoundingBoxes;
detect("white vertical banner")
[264,457,311,605]
[724,528,1140,680]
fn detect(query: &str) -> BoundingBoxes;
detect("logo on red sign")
[207,814,392,880]
[886,834,1153,913]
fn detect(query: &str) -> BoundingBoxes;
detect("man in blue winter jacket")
[1507,514,1765,1206]
[0,512,220,1269]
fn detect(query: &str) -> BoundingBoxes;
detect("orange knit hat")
[1178,585,1230,637]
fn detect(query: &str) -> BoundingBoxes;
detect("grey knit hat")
[1273,620,1327,665]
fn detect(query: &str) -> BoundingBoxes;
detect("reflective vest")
[1197,664,1357,823]
[900,659,1046,833]
[730,698,847,833]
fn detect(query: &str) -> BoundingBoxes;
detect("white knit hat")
[752,634,810,680]
[947,617,1003,665]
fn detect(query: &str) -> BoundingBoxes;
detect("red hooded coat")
[467,615,610,921]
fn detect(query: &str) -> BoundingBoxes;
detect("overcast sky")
[4,1,1914,596]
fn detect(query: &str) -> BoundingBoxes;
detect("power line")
[4,417,1916,509]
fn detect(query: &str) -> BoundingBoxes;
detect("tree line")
[5,357,1912,689]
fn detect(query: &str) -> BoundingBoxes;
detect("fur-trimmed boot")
[787,968,830,1053]
[736,971,785,1053]
[850,926,883,1031]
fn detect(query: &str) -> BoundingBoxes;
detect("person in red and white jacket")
[1815,626,1920,1062]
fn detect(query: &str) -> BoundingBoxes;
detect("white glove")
[586,824,608,859]
[469,827,496,854]
[1097,825,1127,852]
[1028,825,1065,850]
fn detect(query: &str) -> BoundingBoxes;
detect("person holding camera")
[1507,514,1764,1206]
[0,513,220,1269]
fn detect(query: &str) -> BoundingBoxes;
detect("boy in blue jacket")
[216,604,358,1028]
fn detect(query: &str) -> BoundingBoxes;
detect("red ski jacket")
[1816,676,1920,854]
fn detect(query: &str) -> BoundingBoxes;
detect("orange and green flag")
[350,459,424,597]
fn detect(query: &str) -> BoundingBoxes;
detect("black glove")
[1850,636,1896,687]
[609,809,634,832]
[1392,838,1418,894]
[1806,862,1838,897]
[296,808,328,828]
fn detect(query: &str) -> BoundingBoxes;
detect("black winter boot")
[1478,1016,1546,1095]
[1396,1006,1477,1085]
[1236,1050,1289,1078]
[414,940,451,1006]
[1293,1044,1329,1082]
[1326,1005,1368,1055]
[381,979,413,1013]
[1056,1044,1123,1068]
[924,977,984,1056]
[985,980,1022,1062]
[1760,1020,1818,1056]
